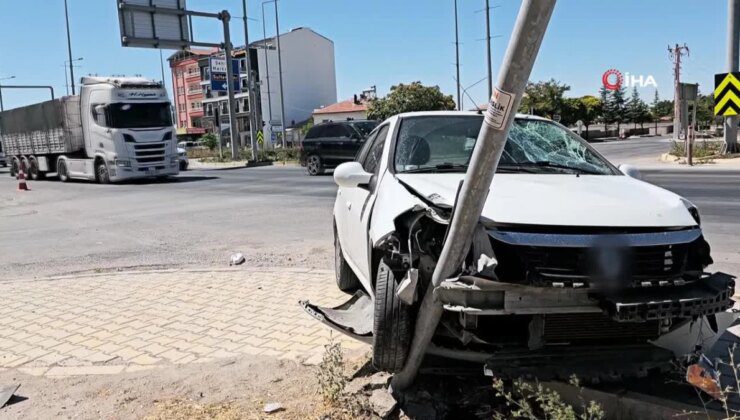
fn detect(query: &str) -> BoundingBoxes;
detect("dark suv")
[300,120,378,175]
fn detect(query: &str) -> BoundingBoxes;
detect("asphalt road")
[0,137,738,279]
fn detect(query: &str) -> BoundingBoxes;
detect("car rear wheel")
[334,232,361,293]
[372,260,413,373]
[306,154,324,176]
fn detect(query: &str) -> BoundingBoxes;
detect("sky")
[0,0,731,111]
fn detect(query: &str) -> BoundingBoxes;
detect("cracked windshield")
[0,0,737,419]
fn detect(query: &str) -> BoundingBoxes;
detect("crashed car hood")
[395,173,697,227]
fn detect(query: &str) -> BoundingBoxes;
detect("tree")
[518,79,571,118]
[694,93,718,129]
[611,86,627,135]
[652,99,674,119]
[577,95,602,137]
[598,86,614,132]
[626,87,651,129]
[200,133,218,151]
[366,82,456,121]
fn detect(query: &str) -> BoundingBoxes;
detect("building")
[312,87,377,124]
[253,27,337,142]
[168,48,218,140]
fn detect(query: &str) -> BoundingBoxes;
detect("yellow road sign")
[714,72,740,116]
[257,130,264,146]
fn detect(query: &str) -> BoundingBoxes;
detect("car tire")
[372,260,413,373]
[334,233,361,293]
[179,161,188,171]
[306,154,324,176]
[96,161,110,184]
[58,160,69,183]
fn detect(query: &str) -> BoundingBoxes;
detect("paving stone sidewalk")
[0,268,367,377]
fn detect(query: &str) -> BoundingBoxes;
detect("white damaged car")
[302,111,736,377]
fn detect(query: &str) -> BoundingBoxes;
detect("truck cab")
[77,76,179,182]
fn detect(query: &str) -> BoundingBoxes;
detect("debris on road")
[262,402,283,414]
[368,388,397,418]
[343,372,391,395]
[229,253,245,266]
[0,383,20,409]
[686,354,722,400]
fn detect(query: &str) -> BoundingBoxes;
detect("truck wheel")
[96,161,110,184]
[372,260,413,373]
[334,232,361,293]
[29,159,45,180]
[10,159,18,178]
[57,160,69,182]
[306,155,324,176]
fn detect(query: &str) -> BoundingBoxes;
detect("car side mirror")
[618,164,642,180]
[334,162,372,188]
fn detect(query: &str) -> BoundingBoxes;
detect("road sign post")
[221,11,240,161]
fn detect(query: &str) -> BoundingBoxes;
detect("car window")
[323,124,351,138]
[362,125,389,174]
[355,129,379,162]
[394,116,616,175]
[351,121,379,137]
[305,125,325,139]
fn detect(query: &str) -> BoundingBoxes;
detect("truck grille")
[133,143,166,164]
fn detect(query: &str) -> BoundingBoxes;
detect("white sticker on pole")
[484,87,515,130]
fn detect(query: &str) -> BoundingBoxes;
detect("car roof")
[393,110,550,121]
[313,119,377,127]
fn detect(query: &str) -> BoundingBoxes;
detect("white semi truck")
[0,76,179,183]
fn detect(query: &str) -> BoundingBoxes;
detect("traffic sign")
[209,57,240,92]
[714,72,740,116]
[256,130,264,146]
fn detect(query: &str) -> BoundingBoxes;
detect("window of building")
[187,83,202,94]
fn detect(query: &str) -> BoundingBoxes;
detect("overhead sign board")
[209,57,240,92]
[714,72,740,116]
[117,0,191,49]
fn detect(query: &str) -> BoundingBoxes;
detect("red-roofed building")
[313,87,376,124]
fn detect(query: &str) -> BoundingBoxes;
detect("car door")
[321,124,349,164]
[342,124,390,283]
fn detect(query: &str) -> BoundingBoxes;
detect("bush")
[199,133,218,151]
[670,140,723,158]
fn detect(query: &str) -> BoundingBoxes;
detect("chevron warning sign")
[714,72,740,116]
[257,130,264,146]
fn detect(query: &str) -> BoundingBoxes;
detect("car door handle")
[346,201,352,210]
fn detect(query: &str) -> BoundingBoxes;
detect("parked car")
[303,111,735,376]
[178,140,197,149]
[300,120,378,175]
[177,147,189,171]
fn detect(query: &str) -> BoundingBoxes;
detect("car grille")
[492,241,690,288]
[542,313,660,345]
[133,143,166,165]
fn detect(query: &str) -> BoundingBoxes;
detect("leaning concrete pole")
[391,0,557,391]
[725,0,739,153]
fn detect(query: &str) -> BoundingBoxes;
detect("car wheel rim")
[307,156,319,174]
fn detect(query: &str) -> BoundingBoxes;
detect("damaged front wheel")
[373,260,413,372]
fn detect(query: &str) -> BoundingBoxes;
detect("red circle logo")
[602,69,623,91]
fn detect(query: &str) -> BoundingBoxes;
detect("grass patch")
[670,140,724,158]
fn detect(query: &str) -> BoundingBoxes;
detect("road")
[591,135,674,164]
[0,137,738,278]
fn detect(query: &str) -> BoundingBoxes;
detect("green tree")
[652,99,674,119]
[598,86,614,132]
[626,87,652,129]
[366,82,456,121]
[694,93,718,129]
[518,79,571,119]
[577,95,602,137]
[200,133,218,151]
[611,86,627,134]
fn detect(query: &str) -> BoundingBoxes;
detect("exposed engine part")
[396,268,419,305]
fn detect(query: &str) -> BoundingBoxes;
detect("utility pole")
[485,0,493,99]
[242,0,258,160]
[454,0,462,110]
[725,0,739,153]
[668,43,689,140]
[63,0,76,95]
[273,0,287,148]
[261,1,274,148]
[391,0,557,391]
[159,50,166,84]
[221,11,240,160]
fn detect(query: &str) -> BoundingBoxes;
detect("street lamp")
[0,75,16,112]
[63,57,83,96]
[63,0,77,94]
[262,0,286,148]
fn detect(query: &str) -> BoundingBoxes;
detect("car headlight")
[681,198,701,225]
[115,159,131,167]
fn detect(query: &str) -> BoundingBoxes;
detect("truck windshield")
[394,115,616,175]
[106,102,172,129]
